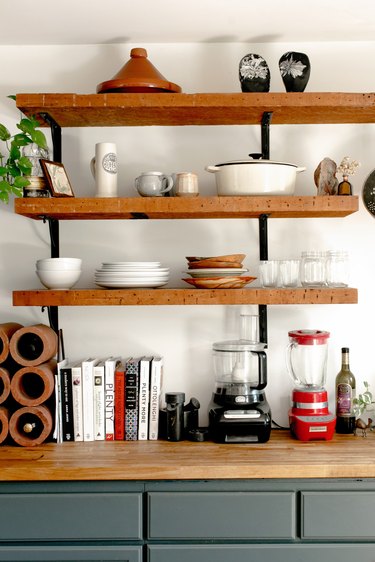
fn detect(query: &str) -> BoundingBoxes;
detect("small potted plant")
[0,96,48,203]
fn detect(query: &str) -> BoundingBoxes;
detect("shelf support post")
[261,111,273,159]
[42,306,59,335]
[258,213,269,345]
[39,113,62,334]
[39,113,62,163]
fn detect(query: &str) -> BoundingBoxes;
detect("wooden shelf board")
[16,92,375,127]
[14,196,358,220]
[12,287,358,307]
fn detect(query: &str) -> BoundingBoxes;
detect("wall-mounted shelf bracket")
[258,213,269,345]
[42,305,59,334]
[261,111,273,159]
[39,112,62,162]
[42,216,59,258]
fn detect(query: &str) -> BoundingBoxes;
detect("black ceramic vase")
[239,53,270,93]
[279,51,311,92]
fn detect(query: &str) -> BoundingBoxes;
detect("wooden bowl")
[182,276,256,289]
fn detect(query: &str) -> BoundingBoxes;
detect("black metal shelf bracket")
[258,214,269,345]
[42,306,59,335]
[41,216,60,258]
[39,113,62,334]
[261,111,273,159]
[39,113,62,162]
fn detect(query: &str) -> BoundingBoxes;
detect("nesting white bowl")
[36,257,82,271]
[36,269,82,290]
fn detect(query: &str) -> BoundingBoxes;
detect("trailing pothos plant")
[353,381,373,418]
[0,95,48,203]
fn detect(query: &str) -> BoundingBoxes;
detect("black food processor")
[209,314,271,443]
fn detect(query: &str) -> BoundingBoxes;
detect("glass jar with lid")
[325,250,349,287]
[300,251,326,287]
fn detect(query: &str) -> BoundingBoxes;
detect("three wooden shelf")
[13,92,364,308]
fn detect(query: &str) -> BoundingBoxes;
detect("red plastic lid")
[288,329,330,345]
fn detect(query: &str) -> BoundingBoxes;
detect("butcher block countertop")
[1,430,375,481]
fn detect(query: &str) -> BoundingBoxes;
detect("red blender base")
[289,388,336,441]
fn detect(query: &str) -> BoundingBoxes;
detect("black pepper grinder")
[165,392,185,441]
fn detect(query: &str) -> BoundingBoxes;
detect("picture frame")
[40,159,75,197]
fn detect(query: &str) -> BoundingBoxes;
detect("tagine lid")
[97,48,182,94]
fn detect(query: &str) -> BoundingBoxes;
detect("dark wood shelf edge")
[12,287,358,307]
[14,196,359,220]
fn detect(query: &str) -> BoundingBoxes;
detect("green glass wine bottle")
[335,347,356,433]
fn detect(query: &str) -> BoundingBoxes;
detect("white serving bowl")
[36,258,82,271]
[36,269,81,290]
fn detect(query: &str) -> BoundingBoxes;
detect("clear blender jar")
[286,329,330,389]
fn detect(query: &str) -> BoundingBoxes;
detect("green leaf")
[29,114,41,128]
[0,123,11,141]
[14,176,30,188]
[12,133,32,147]
[30,129,48,150]
[11,185,23,197]
[18,156,32,174]
[7,95,16,101]
[0,165,7,175]
[8,164,20,178]
[17,117,36,135]
[9,144,20,161]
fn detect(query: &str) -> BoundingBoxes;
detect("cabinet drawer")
[302,491,375,539]
[148,544,375,562]
[147,491,295,539]
[0,493,142,541]
[0,546,142,561]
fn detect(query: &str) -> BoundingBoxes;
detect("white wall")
[1,41,374,427]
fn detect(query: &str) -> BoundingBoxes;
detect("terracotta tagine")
[96,48,182,94]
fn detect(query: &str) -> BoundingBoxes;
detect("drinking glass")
[259,260,279,287]
[279,259,300,288]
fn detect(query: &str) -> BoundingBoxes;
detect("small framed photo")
[40,160,75,197]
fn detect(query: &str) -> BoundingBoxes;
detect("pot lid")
[97,47,182,94]
[288,330,330,345]
[214,159,298,168]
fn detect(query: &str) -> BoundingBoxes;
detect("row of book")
[54,356,163,442]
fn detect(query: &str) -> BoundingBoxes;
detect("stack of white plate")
[94,262,169,288]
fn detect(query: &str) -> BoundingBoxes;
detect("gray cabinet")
[148,545,375,562]
[1,479,375,562]
[147,491,295,539]
[301,491,375,539]
[0,546,142,562]
[0,492,142,541]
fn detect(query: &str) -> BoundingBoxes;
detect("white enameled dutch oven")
[205,157,306,196]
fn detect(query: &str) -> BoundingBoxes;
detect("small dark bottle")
[337,175,352,196]
[335,347,356,434]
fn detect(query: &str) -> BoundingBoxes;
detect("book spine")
[94,365,105,440]
[114,367,125,440]
[82,360,95,442]
[149,358,163,440]
[71,365,83,442]
[61,367,74,442]
[105,360,116,441]
[125,359,139,441]
[138,358,150,440]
